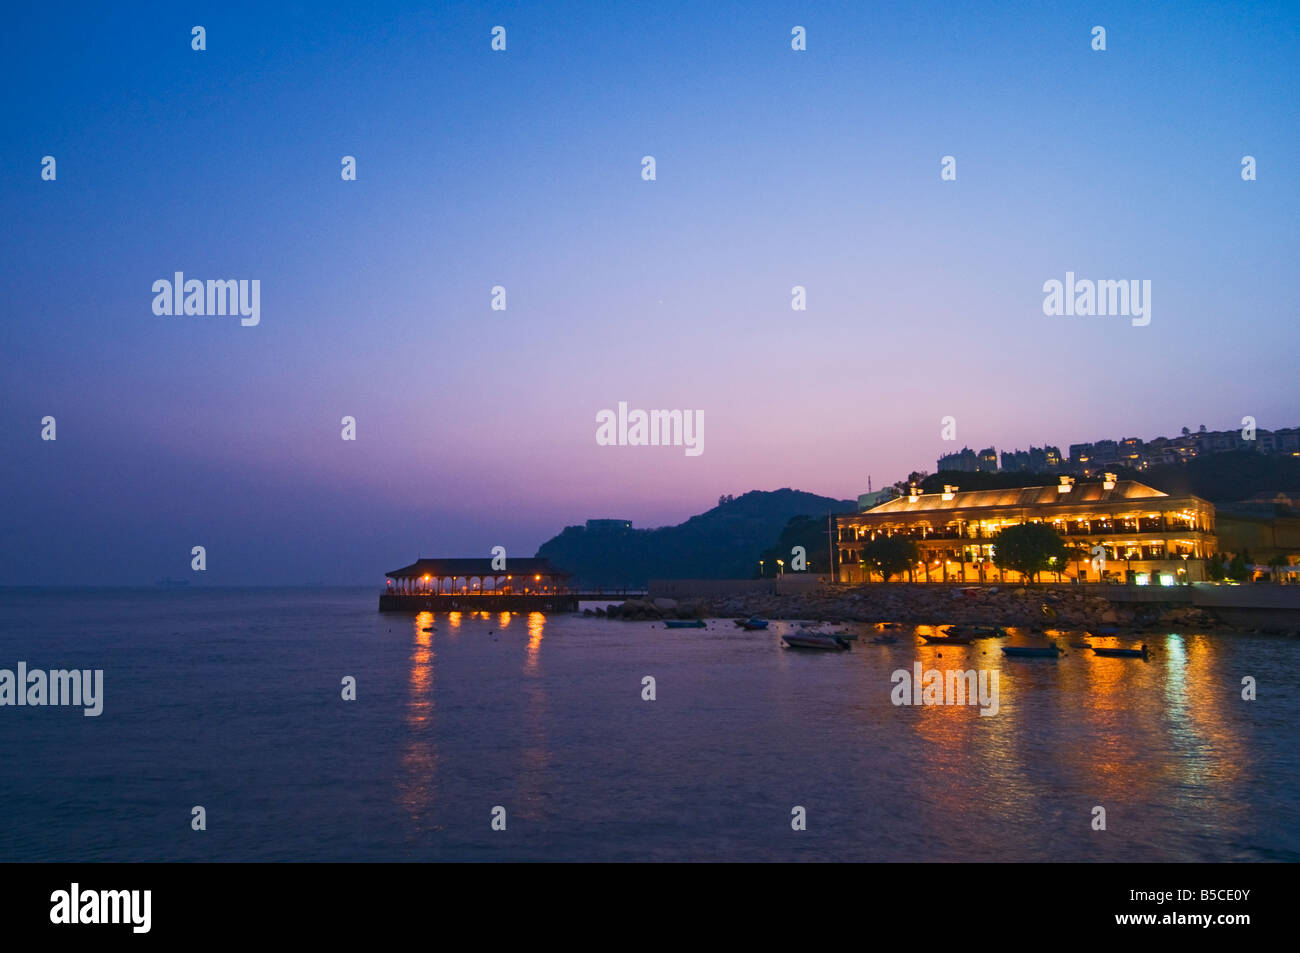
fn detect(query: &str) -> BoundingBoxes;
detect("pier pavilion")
[835,475,1217,585]
[380,557,577,612]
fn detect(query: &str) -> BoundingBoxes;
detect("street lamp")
[759,559,765,578]
[776,559,784,576]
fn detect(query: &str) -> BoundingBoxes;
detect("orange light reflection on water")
[399,612,438,826]
[898,626,1248,832]
[525,612,545,672]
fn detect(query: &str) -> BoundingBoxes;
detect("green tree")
[757,515,828,577]
[1071,543,1094,581]
[1206,553,1226,581]
[1228,552,1249,581]
[992,522,1069,584]
[862,534,919,582]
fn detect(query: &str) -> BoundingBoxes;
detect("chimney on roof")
[942,484,958,501]
[1058,475,1075,493]
[1102,472,1116,490]
[908,484,921,502]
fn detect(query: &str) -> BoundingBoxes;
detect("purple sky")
[2,1,1297,583]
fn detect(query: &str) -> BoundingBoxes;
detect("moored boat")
[920,632,974,645]
[1092,644,1149,659]
[792,626,856,640]
[664,619,706,628]
[782,633,851,651]
[945,624,1008,639]
[742,618,769,630]
[1002,644,1064,658]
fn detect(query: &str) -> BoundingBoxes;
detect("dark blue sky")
[2,1,1298,583]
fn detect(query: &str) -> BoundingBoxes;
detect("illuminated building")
[835,475,1217,584]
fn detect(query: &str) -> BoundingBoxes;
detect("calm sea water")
[0,588,1296,862]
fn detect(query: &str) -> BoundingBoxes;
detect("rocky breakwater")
[638,585,1224,631]
[586,597,708,621]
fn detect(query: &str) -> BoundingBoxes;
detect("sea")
[1,587,1296,862]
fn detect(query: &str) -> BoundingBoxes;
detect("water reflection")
[519,612,550,818]
[525,611,544,672]
[398,611,438,828]
[398,616,1265,858]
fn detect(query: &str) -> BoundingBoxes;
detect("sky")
[1,0,1298,584]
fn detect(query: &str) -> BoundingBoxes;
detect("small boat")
[1088,626,1119,636]
[783,633,851,651]
[664,619,706,629]
[877,622,902,630]
[793,626,856,641]
[920,631,974,645]
[742,618,769,630]
[1092,644,1149,659]
[870,635,900,644]
[1002,645,1064,658]
[420,626,434,632]
[946,624,1008,639]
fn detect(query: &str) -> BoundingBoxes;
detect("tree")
[1206,553,1226,581]
[991,522,1069,584]
[1071,542,1093,581]
[757,515,826,577]
[861,534,919,582]
[1228,552,1249,581]
[891,470,930,494]
[1267,553,1289,582]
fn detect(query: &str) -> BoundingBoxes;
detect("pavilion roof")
[852,480,1198,516]
[385,557,570,579]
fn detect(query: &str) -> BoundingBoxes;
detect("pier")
[379,556,581,613]
[379,592,580,613]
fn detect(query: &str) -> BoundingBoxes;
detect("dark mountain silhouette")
[535,488,855,588]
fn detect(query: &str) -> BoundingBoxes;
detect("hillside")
[921,451,1300,502]
[535,489,856,588]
